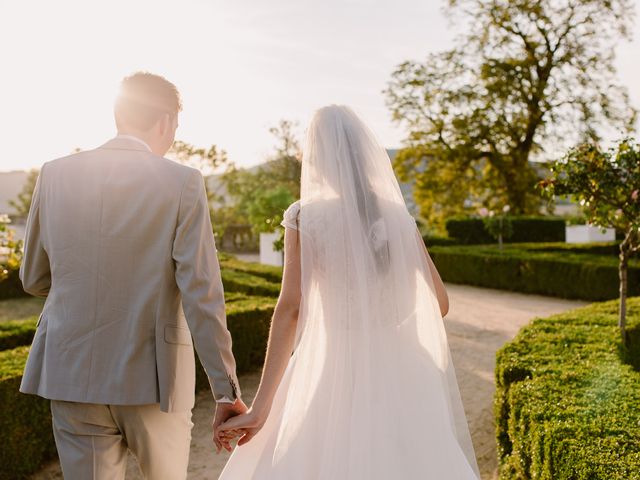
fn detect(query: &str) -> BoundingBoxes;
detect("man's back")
[20,137,238,410]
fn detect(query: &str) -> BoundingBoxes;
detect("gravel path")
[32,284,586,480]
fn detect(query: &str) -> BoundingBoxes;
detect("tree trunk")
[619,240,630,345]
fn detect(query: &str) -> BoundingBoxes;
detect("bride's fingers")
[237,429,258,446]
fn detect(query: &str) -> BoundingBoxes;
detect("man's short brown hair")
[114,72,182,131]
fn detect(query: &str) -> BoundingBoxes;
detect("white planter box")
[565,225,615,244]
[259,232,283,266]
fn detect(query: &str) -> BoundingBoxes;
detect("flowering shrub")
[0,215,22,282]
[540,139,640,341]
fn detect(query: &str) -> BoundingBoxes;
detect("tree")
[9,169,39,218]
[385,0,637,229]
[222,120,301,241]
[540,139,640,343]
[168,141,228,176]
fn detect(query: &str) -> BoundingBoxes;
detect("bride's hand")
[216,408,267,447]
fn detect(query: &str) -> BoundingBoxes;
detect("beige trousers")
[50,400,193,480]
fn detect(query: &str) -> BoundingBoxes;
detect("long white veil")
[273,105,480,477]
[220,105,480,479]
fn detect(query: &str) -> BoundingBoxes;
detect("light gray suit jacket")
[19,137,240,412]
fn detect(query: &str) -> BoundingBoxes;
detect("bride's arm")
[251,226,302,413]
[216,226,301,445]
[416,229,449,317]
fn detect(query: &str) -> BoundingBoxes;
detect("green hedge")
[0,346,57,479]
[0,253,284,301]
[0,269,28,301]
[445,216,566,245]
[0,318,38,351]
[495,299,640,479]
[0,296,277,478]
[429,244,640,301]
[221,269,281,297]
[195,297,276,391]
[219,254,283,284]
[422,234,459,247]
[0,252,282,478]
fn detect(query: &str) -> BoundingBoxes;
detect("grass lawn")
[0,297,44,323]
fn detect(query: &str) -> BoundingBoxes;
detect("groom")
[19,72,246,479]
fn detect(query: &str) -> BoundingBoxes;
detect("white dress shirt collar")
[116,134,152,152]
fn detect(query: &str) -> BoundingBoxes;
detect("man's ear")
[157,113,170,136]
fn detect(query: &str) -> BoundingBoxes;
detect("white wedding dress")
[219,106,480,479]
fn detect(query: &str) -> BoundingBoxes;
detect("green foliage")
[218,253,283,284]
[540,140,640,236]
[0,267,27,301]
[0,297,44,323]
[8,170,38,219]
[0,253,283,478]
[0,216,23,285]
[482,212,514,249]
[195,297,277,391]
[168,140,228,176]
[0,346,57,479]
[422,234,459,247]
[445,216,566,245]
[0,318,38,351]
[221,269,281,297]
[429,243,640,301]
[0,297,278,479]
[220,120,301,243]
[385,0,636,228]
[495,299,640,479]
[541,139,640,336]
[247,187,295,236]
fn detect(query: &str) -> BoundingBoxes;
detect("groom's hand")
[212,398,248,453]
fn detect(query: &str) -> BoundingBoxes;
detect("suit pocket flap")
[164,325,193,346]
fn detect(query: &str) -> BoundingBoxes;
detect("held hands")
[215,406,268,450]
[212,398,248,453]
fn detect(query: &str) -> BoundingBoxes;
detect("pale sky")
[1,0,638,172]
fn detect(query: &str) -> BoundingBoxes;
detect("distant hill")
[0,171,27,215]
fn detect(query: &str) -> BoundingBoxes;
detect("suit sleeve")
[172,169,240,401]
[19,166,51,297]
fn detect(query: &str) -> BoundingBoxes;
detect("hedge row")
[0,254,282,478]
[0,346,57,480]
[0,297,277,478]
[220,269,281,297]
[0,253,284,301]
[0,269,28,301]
[429,244,639,301]
[218,254,283,284]
[495,299,640,479]
[445,216,566,245]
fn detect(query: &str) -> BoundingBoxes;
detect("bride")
[216,105,480,479]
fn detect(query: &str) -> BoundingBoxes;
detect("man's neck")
[116,132,152,152]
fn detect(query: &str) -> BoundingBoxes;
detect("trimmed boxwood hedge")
[429,244,640,301]
[445,216,566,245]
[0,268,28,301]
[0,297,277,478]
[219,254,283,284]
[0,254,283,478]
[495,299,640,479]
[220,269,281,297]
[0,318,39,351]
[0,346,57,479]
